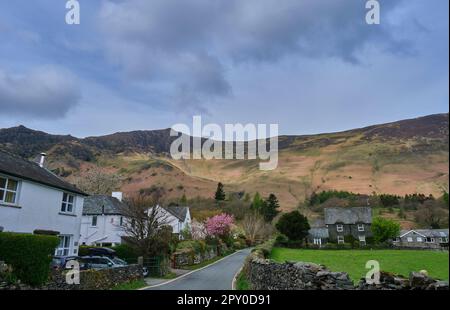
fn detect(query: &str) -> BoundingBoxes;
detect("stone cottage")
[309,207,372,246]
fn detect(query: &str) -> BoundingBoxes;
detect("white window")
[91,216,98,226]
[61,193,75,213]
[313,238,322,245]
[0,176,19,205]
[337,236,345,244]
[417,237,423,242]
[336,224,344,232]
[55,235,72,256]
[357,224,365,232]
[407,237,413,242]
[393,237,400,242]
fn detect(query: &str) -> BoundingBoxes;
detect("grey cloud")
[0,67,81,119]
[98,0,410,108]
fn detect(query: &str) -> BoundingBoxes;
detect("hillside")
[0,113,448,212]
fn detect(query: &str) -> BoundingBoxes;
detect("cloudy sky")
[0,0,448,137]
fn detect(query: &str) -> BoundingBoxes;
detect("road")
[145,248,251,290]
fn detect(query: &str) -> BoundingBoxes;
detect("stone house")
[308,207,372,246]
[393,229,449,250]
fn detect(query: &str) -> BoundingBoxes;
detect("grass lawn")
[235,272,250,290]
[271,247,449,283]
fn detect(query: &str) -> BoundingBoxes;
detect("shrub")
[0,232,59,286]
[112,244,139,262]
[372,217,401,243]
[275,211,310,242]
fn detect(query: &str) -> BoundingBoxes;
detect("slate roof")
[165,206,189,222]
[400,229,449,238]
[82,195,126,215]
[309,228,329,239]
[324,207,372,224]
[0,150,86,196]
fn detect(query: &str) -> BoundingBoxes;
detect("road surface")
[146,249,251,290]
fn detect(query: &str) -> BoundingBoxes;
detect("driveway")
[145,248,251,290]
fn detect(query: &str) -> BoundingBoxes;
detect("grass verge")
[270,247,449,282]
[112,279,147,290]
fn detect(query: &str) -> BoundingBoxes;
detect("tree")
[120,193,172,258]
[73,166,121,195]
[260,194,280,222]
[371,217,400,243]
[241,211,272,244]
[414,201,447,229]
[275,211,310,241]
[180,193,187,205]
[205,213,234,239]
[251,192,264,211]
[214,182,226,201]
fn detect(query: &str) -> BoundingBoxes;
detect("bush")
[275,211,310,241]
[112,244,139,262]
[0,232,59,286]
[176,240,208,255]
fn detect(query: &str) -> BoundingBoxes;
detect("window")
[357,224,365,232]
[0,176,19,205]
[55,235,72,256]
[407,237,413,242]
[336,224,344,232]
[61,193,75,213]
[91,216,98,227]
[337,236,345,244]
[120,216,124,226]
[359,236,366,246]
[313,238,322,245]
[417,237,423,242]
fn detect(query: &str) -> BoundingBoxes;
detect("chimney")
[112,192,123,202]
[39,153,47,168]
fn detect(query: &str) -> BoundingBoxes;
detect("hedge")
[0,232,59,286]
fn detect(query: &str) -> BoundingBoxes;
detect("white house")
[80,192,128,247]
[0,150,87,257]
[80,193,191,246]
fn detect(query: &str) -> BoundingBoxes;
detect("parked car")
[51,256,88,271]
[81,255,149,277]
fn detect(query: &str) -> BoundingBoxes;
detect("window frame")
[416,237,423,242]
[61,192,75,213]
[0,175,20,205]
[357,224,365,232]
[336,224,344,232]
[337,236,345,244]
[91,215,98,227]
[55,235,72,257]
[407,237,413,242]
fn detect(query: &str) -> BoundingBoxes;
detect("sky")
[0,0,448,138]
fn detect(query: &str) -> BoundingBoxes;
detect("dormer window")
[358,224,365,232]
[0,176,19,205]
[336,224,344,232]
[61,193,75,213]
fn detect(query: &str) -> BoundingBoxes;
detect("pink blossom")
[205,213,234,238]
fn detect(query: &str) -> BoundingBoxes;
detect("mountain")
[0,113,448,211]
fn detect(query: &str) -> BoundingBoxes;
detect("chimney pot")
[39,153,47,168]
[112,192,123,202]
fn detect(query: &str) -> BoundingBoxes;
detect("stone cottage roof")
[165,206,189,222]
[82,195,126,215]
[324,207,372,225]
[400,229,449,238]
[309,228,329,239]
[0,150,86,196]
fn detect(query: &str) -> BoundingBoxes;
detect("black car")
[51,256,88,270]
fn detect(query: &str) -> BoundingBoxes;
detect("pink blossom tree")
[205,213,234,239]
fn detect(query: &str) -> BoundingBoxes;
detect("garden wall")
[172,247,218,268]
[1,262,143,290]
[242,239,449,290]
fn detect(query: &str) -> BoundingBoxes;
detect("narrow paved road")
[146,249,251,290]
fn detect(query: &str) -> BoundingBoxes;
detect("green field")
[271,248,449,283]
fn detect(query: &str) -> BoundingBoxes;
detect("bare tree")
[120,193,172,258]
[415,200,447,229]
[241,211,273,244]
[73,166,122,195]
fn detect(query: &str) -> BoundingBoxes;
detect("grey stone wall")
[247,258,354,290]
[245,256,448,290]
[172,248,218,268]
[1,263,143,290]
